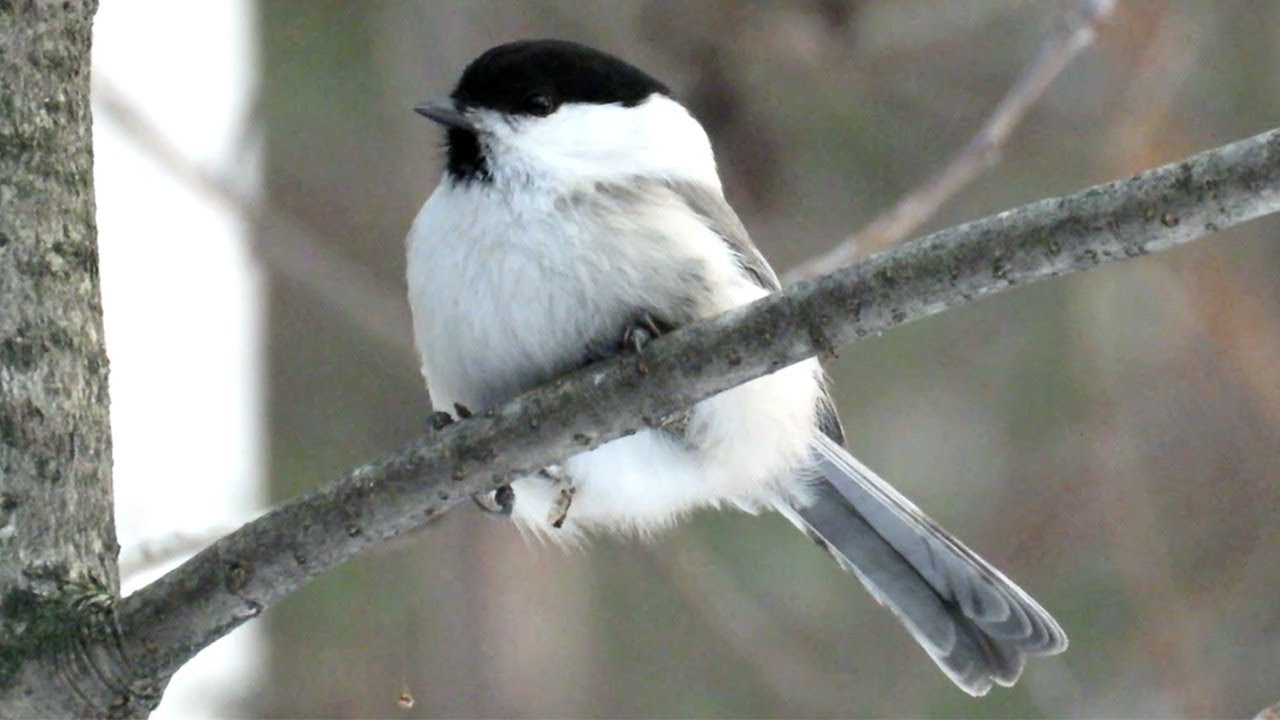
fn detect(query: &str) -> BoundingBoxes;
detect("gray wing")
[663,179,782,292]
[663,179,846,444]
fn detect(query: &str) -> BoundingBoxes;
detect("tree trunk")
[0,1,150,717]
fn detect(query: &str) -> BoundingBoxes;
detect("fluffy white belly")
[506,355,826,538]
[407,181,826,536]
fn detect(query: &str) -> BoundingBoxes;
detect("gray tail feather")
[782,434,1068,696]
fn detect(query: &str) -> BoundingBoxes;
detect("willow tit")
[406,39,1066,696]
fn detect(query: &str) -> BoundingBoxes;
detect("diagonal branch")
[785,0,1115,282]
[112,125,1280,687]
[9,126,1279,713]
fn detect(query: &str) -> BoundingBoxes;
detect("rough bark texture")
[0,1,148,718]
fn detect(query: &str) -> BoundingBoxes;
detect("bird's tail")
[780,433,1068,696]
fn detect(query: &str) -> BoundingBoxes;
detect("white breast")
[407,182,614,411]
[406,177,826,536]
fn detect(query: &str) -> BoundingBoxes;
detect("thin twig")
[785,0,1115,282]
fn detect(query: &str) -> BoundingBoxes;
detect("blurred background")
[93,1,1280,717]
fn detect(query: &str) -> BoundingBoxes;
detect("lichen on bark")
[0,0,126,713]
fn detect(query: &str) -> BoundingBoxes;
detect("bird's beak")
[414,98,474,131]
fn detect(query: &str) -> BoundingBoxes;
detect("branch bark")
[24,125,1276,715]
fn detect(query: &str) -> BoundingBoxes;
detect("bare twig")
[7,125,1280,714]
[92,78,413,354]
[785,0,1115,282]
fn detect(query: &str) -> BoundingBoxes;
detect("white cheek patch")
[485,96,722,191]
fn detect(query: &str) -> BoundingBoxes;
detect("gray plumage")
[790,434,1068,695]
[664,178,782,291]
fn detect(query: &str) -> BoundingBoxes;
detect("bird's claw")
[540,465,577,529]
[425,402,473,433]
[621,311,668,354]
[426,410,455,432]
[472,485,515,516]
[548,484,576,529]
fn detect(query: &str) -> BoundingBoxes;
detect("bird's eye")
[522,92,555,116]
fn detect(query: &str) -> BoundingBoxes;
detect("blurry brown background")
[245,1,1280,716]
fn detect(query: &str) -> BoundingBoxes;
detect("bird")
[405,38,1067,696]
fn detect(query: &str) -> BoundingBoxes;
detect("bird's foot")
[423,402,473,433]
[621,311,670,354]
[541,465,577,529]
[471,484,515,517]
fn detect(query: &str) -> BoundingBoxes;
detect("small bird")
[406,39,1066,696]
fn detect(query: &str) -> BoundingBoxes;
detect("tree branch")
[784,0,1114,282]
[8,123,1280,712]
[105,125,1280,694]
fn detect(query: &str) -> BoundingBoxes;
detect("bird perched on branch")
[405,38,1066,696]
